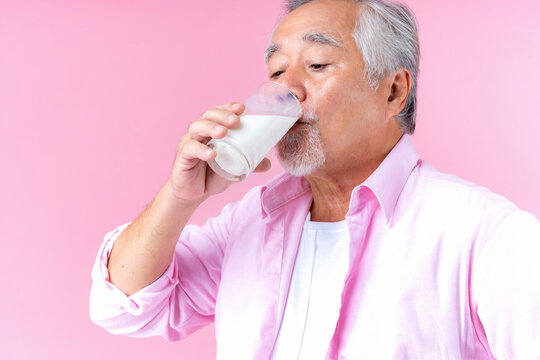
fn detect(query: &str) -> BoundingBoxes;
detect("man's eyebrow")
[264,32,343,64]
[264,43,281,64]
[302,32,343,47]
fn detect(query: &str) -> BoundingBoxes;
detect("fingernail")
[227,115,238,123]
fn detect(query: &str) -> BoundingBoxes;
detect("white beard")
[276,111,325,176]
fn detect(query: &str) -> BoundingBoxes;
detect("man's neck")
[306,134,403,222]
[306,161,380,222]
[308,178,355,222]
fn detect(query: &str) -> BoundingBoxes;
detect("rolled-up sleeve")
[89,200,239,341]
[473,210,540,359]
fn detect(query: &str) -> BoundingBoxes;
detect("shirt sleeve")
[473,210,540,359]
[89,201,238,342]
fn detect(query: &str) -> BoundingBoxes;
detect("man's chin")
[277,156,325,177]
[277,120,325,177]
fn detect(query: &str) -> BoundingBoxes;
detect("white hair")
[285,0,420,134]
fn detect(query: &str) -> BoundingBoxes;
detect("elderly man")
[90,0,540,358]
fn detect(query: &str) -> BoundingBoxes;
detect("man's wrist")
[162,179,205,211]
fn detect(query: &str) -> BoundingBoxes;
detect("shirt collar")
[353,134,419,223]
[260,134,419,222]
[260,172,311,217]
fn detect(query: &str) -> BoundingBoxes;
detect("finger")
[216,102,245,115]
[187,119,229,142]
[201,108,241,128]
[253,157,271,173]
[180,139,216,162]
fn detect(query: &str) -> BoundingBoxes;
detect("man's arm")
[473,210,540,358]
[107,180,202,296]
[89,197,242,340]
[106,102,269,296]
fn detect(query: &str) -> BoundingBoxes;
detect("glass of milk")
[207,81,302,182]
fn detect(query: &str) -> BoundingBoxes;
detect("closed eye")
[310,64,329,71]
[271,70,284,79]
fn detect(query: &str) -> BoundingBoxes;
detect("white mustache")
[298,110,318,125]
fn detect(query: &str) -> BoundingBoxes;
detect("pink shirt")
[89,134,540,359]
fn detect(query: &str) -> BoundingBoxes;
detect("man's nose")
[276,70,307,103]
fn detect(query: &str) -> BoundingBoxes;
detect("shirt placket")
[326,188,379,359]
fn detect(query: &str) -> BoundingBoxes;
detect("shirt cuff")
[90,223,178,317]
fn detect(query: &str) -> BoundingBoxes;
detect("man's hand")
[107,102,272,296]
[168,102,271,203]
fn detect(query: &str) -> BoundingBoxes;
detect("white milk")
[230,115,297,166]
[208,114,297,181]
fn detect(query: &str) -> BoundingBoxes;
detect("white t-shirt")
[271,213,351,360]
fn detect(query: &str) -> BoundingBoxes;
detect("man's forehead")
[266,1,357,63]
[273,0,357,38]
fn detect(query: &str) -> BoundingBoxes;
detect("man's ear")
[387,69,412,117]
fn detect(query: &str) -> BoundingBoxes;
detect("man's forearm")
[107,179,202,296]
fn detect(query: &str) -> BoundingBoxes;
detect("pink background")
[1,0,539,359]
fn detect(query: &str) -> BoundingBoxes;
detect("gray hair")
[285,0,420,134]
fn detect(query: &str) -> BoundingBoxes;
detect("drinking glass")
[207,82,302,181]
